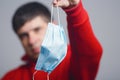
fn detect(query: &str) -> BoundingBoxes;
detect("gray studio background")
[0,0,120,80]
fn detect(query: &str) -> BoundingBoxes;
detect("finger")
[53,0,65,6]
[53,0,59,5]
[53,0,71,8]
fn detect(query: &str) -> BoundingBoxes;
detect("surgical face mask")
[35,5,67,74]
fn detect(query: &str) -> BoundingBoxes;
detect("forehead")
[17,16,48,34]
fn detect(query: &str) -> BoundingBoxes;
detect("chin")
[30,56,38,62]
[33,54,39,59]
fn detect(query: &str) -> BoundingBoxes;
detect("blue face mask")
[35,6,67,74]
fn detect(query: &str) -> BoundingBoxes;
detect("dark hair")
[12,2,51,33]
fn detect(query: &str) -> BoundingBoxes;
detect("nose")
[28,32,37,46]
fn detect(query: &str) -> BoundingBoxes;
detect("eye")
[34,27,41,33]
[19,33,28,39]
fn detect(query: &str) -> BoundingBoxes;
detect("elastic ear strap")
[47,73,50,80]
[51,5,61,25]
[32,71,50,80]
[32,71,38,80]
[51,5,53,23]
[57,6,60,26]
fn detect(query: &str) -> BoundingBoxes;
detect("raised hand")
[53,0,80,8]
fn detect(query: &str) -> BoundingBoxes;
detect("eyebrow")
[18,32,28,37]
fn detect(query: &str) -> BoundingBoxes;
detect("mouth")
[32,47,40,54]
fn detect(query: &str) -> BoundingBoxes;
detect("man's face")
[17,16,48,60]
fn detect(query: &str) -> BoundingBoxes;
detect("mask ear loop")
[57,5,60,26]
[32,71,38,80]
[32,70,49,80]
[50,4,53,23]
[51,5,61,26]
[47,73,50,80]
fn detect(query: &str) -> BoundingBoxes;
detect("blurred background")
[0,0,120,80]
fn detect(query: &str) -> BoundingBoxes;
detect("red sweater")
[1,1,102,80]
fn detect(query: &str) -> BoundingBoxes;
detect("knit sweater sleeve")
[64,1,103,80]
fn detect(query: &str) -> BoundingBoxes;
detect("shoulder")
[1,64,27,80]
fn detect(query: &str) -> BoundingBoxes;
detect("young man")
[1,0,103,80]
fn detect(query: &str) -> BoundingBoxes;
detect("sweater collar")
[21,54,36,67]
